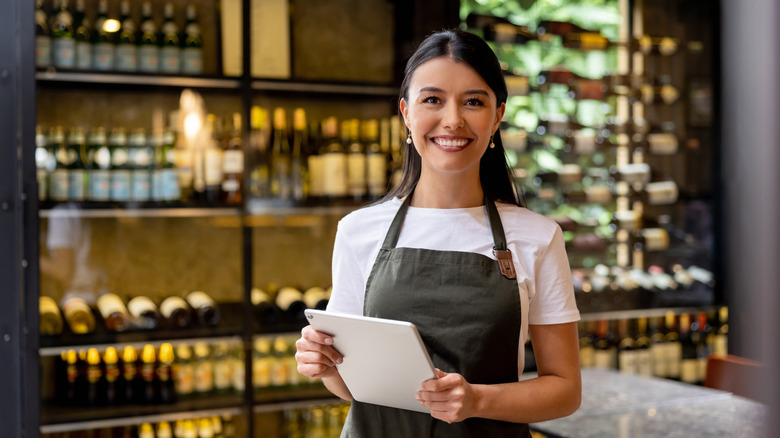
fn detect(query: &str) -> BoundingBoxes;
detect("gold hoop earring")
[489,136,495,149]
[406,131,412,144]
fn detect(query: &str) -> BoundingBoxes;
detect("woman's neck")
[410,172,483,209]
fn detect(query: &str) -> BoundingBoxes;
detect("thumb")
[435,368,447,379]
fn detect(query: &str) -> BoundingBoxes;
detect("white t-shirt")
[327,197,581,375]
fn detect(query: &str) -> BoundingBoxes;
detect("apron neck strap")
[381,191,509,251]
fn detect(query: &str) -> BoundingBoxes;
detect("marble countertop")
[531,369,766,438]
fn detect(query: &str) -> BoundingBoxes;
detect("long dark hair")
[382,28,524,207]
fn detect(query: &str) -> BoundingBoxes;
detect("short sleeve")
[325,220,366,316]
[528,226,580,325]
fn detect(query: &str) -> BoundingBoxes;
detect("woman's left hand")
[416,369,478,423]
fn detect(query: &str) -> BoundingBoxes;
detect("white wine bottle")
[61,296,96,334]
[40,296,64,335]
[275,287,307,320]
[186,290,221,327]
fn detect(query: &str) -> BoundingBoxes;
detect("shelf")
[251,79,399,97]
[579,306,719,322]
[39,204,241,219]
[40,394,244,433]
[253,384,338,410]
[39,302,246,353]
[36,70,242,90]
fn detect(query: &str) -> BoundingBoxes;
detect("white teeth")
[434,138,469,147]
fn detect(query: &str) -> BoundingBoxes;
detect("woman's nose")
[442,102,464,129]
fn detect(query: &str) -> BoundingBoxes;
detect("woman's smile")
[430,135,472,150]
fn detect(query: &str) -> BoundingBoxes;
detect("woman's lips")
[431,136,471,150]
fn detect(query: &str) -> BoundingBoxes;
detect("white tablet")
[304,309,437,413]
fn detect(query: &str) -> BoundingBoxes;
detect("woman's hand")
[295,325,344,380]
[416,369,479,423]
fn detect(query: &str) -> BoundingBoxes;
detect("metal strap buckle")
[493,248,517,279]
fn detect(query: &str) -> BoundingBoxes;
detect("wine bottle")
[678,313,699,384]
[635,35,678,56]
[86,126,111,201]
[593,320,617,370]
[35,0,52,68]
[186,290,221,327]
[115,0,137,72]
[221,113,244,205]
[65,127,86,201]
[35,125,51,200]
[249,106,271,198]
[128,128,154,202]
[73,0,91,70]
[203,114,224,203]
[159,295,192,329]
[302,286,329,311]
[103,346,120,405]
[127,296,162,330]
[157,422,173,438]
[97,293,132,332]
[193,342,214,395]
[578,321,595,369]
[319,117,348,203]
[635,318,653,376]
[109,127,132,202]
[61,296,96,334]
[85,347,104,406]
[173,343,195,398]
[346,119,367,202]
[48,126,70,201]
[270,107,292,201]
[63,349,80,404]
[712,306,728,356]
[140,344,157,403]
[466,13,537,44]
[212,342,232,394]
[251,287,281,325]
[291,108,308,203]
[121,345,139,404]
[181,4,203,75]
[50,0,76,69]
[275,287,307,321]
[252,337,272,389]
[664,312,682,380]
[230,341,245,394]
[139,423,155,438]
[364,119,387,199]
[138,1,160,73]
[617,319,637,374]
[157,343,176,403]
[306,118,324,204]
[159,2,181,74]
[270,336,291,387]
[39,296,64,336]
[92,0,116,71]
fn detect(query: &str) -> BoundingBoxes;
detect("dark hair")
[382,28,524,207]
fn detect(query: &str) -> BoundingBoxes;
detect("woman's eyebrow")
[417,87,490,96]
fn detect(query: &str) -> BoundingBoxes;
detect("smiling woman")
[295,29,582,438]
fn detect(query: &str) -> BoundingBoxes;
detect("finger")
[301,325,335,346]
[421,372,457,392]
[295,339,343,365]
[435,368,447,378]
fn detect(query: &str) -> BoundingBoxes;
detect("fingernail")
[415,394,420,401]
[324,337,334,345]
[335,357,343,364]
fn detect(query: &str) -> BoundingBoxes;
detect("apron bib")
[341,194,529,437]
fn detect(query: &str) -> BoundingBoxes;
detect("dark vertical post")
[721,0,780,430]
[0,0,40,436]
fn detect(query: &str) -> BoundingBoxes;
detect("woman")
[296,29,581,437]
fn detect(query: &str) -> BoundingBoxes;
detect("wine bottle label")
[52,38,76,69]
[713,334,727,356]
[49,170,70,201]
[307,155,324,197]
[182,48,203,75]
[321,152,348,196]
[214,360,232,390]
[584,185,612,204]
[138,45,160,72]
[617,163,651,185]
[75,41,91,70]
[680,358,699,384]
[557,164,582,185]
[131,170,152,201]
[270,359,288,386]
[613,210,638,230]
[645,181,678,205]
[110,170,132,201]
[222,150,244,174]
[593,349,615,369]
[650,344,668,377]
[186,291,216,310]
[127,296,158,318]
[635,350,653,376]
[39,296,61,318]
[204,148,223,185]
[253,357,271,388]
[618,351,638,374]
[123,362,137,380]
[97,293,129,319]
[286,357,301,386]
[160,47,182,73]
[347,154,367,196]
[87,365,102,383]
[642,228,669,251]
[115,44,138,72]
[232,357,246,391]
[92,42,114,70]
[579,345,595,368]
[105,364,119,382]
[275,287,303,312]
[141,362,155,382]
[159,296,189,318]
[573,131,596,155]
[647,133,678,155]
[62,297,91,319]
[366,155,387,196]
[194,362,214,392]
[36,36,52,67]
[666,341,682,378]
[175,363,195,394]
[88,169,111,201]
[67,169,85,200]
[157,364,171,382]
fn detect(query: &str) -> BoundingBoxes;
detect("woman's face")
[400,57,505,180]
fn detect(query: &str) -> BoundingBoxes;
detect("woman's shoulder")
[338,198,401,231]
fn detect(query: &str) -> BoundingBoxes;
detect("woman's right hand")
[295,325,344,380]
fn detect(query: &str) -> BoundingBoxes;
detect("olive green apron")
[340,193,529,437]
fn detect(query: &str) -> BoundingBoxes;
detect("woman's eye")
[422,96,440,104]
[465,98,484,107]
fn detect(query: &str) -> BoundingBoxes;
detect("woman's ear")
[493,102,506,133]
[399,98,409,128]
